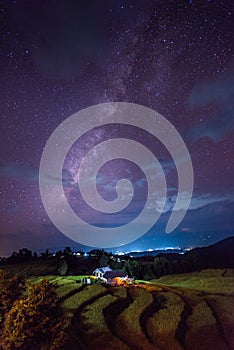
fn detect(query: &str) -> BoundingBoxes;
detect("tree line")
[1,243,230,280]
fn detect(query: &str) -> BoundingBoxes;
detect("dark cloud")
[0,161,38,181]
[0,161,72,187]
[186,63,234,141]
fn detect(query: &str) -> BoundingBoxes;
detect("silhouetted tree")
[109,257,122,270]
[63,246,72,255]
[142,263,155,280]
[40,248,51,259]
[123,260,140,278]
[57,258,68,276]
[99,254,109,267]
[19,248,33,261]
[88,249,105,258]
[55,250,63,258]
[153,257,170,277]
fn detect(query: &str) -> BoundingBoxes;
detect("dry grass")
[109,286,128,298]
[205,295,234,348]
[146,291,184,350]
[184,294,227,350]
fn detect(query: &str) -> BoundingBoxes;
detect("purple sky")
[0,0,234,256]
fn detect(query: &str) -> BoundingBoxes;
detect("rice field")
[53,270,233,349]
[152,268,234,295]
[1,266,233,349]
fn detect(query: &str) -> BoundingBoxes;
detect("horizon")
[1,234,234,259]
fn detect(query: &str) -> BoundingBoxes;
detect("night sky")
[0,0,234,256]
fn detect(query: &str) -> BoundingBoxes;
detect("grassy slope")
[152,268,234,295]
[79,293,129,350]
[1,267,233,349]
[0,259,57,276]
[183,293,228,350]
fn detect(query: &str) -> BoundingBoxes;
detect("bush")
[0,279,67,350]
[0,272,25,326]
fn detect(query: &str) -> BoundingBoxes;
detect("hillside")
[185,236,234,268]
[0,262,233,349]
[27,269,234,350]
[155,236,234,270]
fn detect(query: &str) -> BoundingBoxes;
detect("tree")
[40,248,50,259]
[153,257,170,277]
[7,249,33,263]
[0,272,25,327]
[57,258,68,276]
[19,248,33,262]
[1,279,67,350]
[142,263,155,280]
[109,257,122,270]
[99,254,109,267]
[88,249,104,257]
[123,260,140,278]
[63,247,72,255]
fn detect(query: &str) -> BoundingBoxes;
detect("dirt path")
[174,293,193,349]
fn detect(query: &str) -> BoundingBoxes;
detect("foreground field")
[27,269,233,350]
[2,268,234,349]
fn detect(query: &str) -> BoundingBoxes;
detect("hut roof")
[103,269,127,279]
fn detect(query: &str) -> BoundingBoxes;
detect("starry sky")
[0,0,234,256]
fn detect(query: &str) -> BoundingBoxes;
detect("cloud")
[186,63,234,141]
[0,161,38,181]
[0,161,70,186]
[155,191,234,213]
[135,178,146,188]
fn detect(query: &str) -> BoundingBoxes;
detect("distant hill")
[127,248,184,258]
[130,237,234,269]
[154,236,234,269]
[185,236,234,268]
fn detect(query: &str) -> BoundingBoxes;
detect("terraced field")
[34,269,233,350]
[0,259,57,276]
[1,268,233,349]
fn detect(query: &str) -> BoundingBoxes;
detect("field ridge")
[205,298,231,350]
[174,293,192,348]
